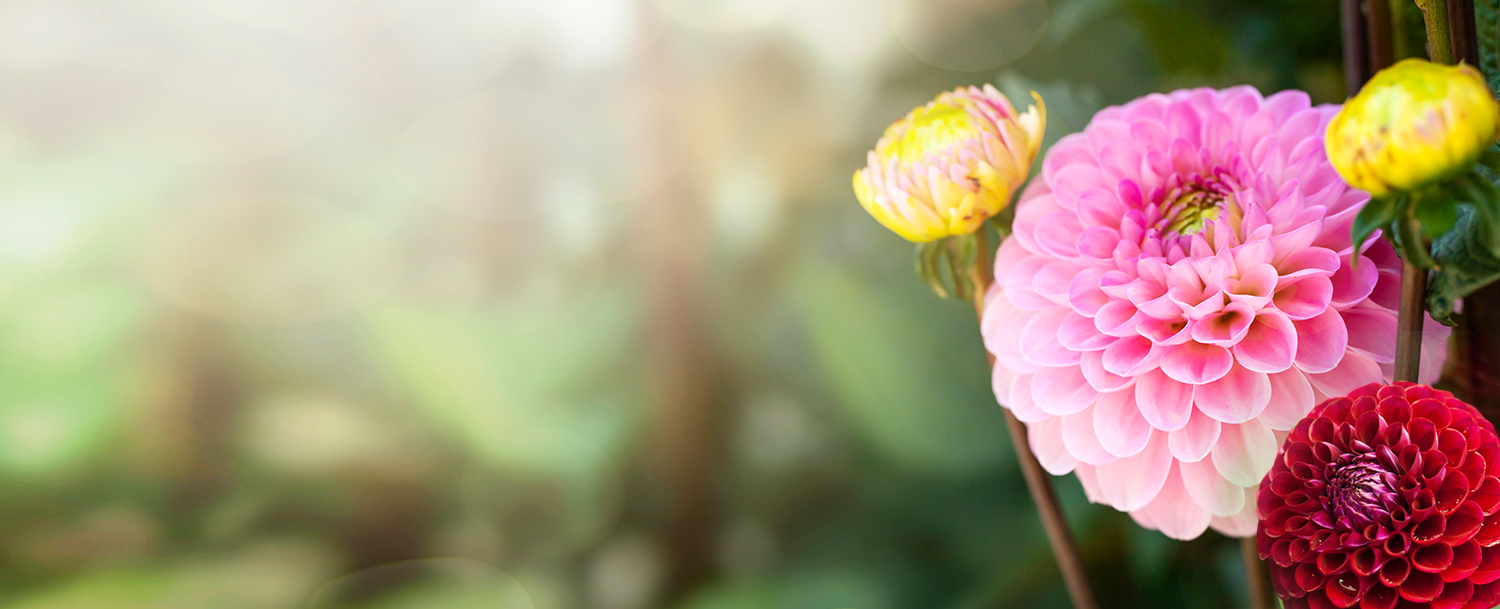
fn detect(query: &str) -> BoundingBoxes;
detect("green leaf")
[1414,193,1460,240]
[1429,205,1500,324]
[1479,0,1500,93]
[1352,195,1400,255]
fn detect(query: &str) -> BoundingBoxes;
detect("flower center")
[1326,453,1398,531]
[1162,187,1226,236]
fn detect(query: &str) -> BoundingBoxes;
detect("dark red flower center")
[1325,453,1399,532]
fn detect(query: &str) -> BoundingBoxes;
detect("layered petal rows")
[1257,383,1500,609]
[981,86,1451,540]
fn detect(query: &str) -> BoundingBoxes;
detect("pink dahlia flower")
[980,86,1452,540]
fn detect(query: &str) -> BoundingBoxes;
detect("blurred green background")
[0,0,1405,607]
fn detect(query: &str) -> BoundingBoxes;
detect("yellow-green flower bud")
[1326,58,1500,197]
[853,85,1045,242]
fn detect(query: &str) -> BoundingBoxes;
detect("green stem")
[1416,0,1456,64]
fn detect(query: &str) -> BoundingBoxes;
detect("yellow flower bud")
[1326,58,1500,197]
[853,85,1045,242]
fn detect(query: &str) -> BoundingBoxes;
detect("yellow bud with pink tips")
[853,85,1045,242]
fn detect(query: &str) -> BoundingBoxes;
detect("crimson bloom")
[1258,382,1500,609]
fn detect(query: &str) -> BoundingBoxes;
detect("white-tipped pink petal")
[1096,431,1173,511]
[1094,388,1152,458]
[1193,362,1271,424]
[1272,275,1333,320]
[1168,408,1222,462]
[1179,457,1247,517]
[1307,349,1383,397]
[1132,463,1213,540]
[1074,463,1106,503]
[1291,308,1349,373]
[1062,405,1118,465]
[1135,368,1194,431]
[1160,341,1234,384]
[1207,488,1260,538]
[1210,419,1277,487]
[1232,311,1297,373]
[1028,416,1078,475]
[1031,366,1098,415]
[1259,369,1316,430]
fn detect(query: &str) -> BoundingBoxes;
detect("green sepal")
[915,241,949,299]
[1394,210,1438,269]
[1412,189,1460,241]
[945,232,979,302]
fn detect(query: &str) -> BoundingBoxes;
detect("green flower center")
[1162,188,1225,236]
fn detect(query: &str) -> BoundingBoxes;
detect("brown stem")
[1242,538,1274,609]
[969,230,1099,609]
[1367,0,1396,72]
[1342,0,1371,89]
[1395,259,1429,383]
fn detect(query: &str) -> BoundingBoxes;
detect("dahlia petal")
[1103,335,1160,376]
[1079,349,1134,392]
[1195,362,1272,424]
[1006,372,1048,423]
[1096,431,1173,511]
[1211,418,1277,487]
[1094,388,1152,458]
[1027,416,1077,475]
[1074,463,1106,503]
[1062,405,1118,465]
[1136,368,1195,431]
[1308,350,1383,398]
[1051,164,1108,210]
[1294,309,1350,374]
[1274,275,1335,321]
[1234,310,1298,373]
[1031,365,1098,416]
[1344,307,1397,364]
[1181,457,1248,517]
[1329,255,1380,308]
[1020,309,1083,366]
[1074,188,1124,227]
[1208,488,1260,538]
[1135,463,1214,540]
[1161,341,1234,384]
[1169,408,1222,462]
[1260,369,1317,430]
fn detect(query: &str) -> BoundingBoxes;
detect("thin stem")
[969,229,1099,609]
[1242,538,1274,609]
[1416,0,1457,64]
[1396,257,1429,382]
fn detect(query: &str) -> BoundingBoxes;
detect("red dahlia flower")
[1257,382,1500,609]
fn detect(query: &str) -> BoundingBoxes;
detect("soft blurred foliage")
[0,0,1349,607]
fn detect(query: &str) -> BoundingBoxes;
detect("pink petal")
[1307,349,1383,397]
[1180,457,1248,517]
[1208,488,1260,538]
[1272,275,1334,320]
[1006,372,1048,423]
[1258,369,1316,430]
[1058,311,1116,352]
[1074,188,1124,226]
[1275,246,1340,281]
[1133,462,1213,540]
[1062,405,1118,465]
[1074,463,1105,504]
[1161,341,1234,384]
[1079,349,1134,392]
[1342,307,1397,364]
[1189,302,1256,346]
[1329,254,1380,307]
[1027,416,1077,475]
[1135,368,1194,431]
[1093,388,1152,458]
[1232,310,1297,373]
[1194,362,1271,424]
[1169,408,1222,463]
[1102,335,1160,377]
[1050,164,1109,208]
[1021,308,1083,366]
[1226,263,1278,308]
[1210,419,1277,487]
[1292,308,1349,374]
[1096,431,1172,511]
[1030,365,1098,416]
[1034,211,1084,259]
